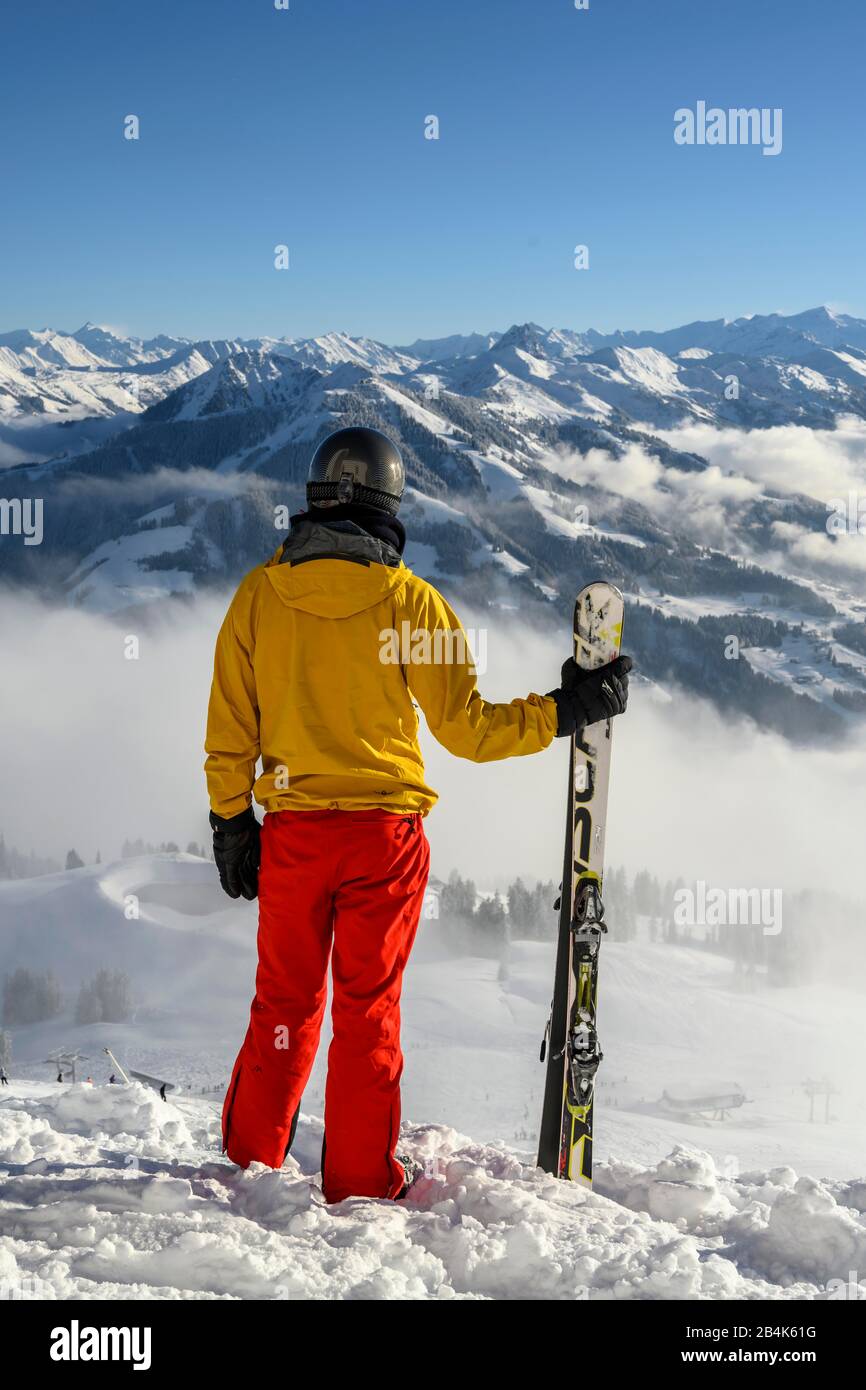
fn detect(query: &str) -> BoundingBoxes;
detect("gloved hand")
[210,807,261,900]
[548,654,633,738]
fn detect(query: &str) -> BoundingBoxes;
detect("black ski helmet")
[306,427,405,515]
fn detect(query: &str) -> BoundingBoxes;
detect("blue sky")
[1,0,863,342]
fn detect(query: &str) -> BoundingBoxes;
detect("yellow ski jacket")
[204,530,558,818]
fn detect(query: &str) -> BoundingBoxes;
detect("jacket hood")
[262,520,409,618]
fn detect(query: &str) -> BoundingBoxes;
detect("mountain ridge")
[2,306,866,743]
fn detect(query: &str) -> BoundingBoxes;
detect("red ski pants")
[222,809,430,1203]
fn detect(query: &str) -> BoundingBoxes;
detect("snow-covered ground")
[2,856,865,1300]
[3,1081,865,1300]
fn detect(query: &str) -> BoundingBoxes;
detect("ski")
[537,582,624,1184]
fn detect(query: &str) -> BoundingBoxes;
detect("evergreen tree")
[2,968,63,1025]
[475,893,507,946]
[604,866,635,941]
[507,878,533,937]
[633,868,654,917]
[441,870,476,922]
[75,970,133,1024]
[96,969,132,1022]
[75,980,103,1025]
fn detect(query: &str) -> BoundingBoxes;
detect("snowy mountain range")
[4,306,866,433]
[2,306,866,741]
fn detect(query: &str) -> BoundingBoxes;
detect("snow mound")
[738,1176,866,1285]
[3,1086,865,1300]
[597,1144,737,1225]
[597,1146,866,1297]
[0,1081,191,1163]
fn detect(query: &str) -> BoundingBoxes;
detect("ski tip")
[578,580,625,602]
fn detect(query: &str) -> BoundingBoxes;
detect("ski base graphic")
[537,582,624,1186]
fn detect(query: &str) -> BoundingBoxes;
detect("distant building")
[423,876,445,921]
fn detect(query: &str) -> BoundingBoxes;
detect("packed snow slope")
[3,1081,866,1300]
[2,856,866,1299]
[3,856,866,1183]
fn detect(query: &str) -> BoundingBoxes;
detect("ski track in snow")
[1,1082,865,1301]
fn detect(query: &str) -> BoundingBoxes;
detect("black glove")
[210,807,261,901]
[548,655,633,738]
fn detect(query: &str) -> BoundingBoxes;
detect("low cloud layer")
[1,593,863,913]
[54,465,279,504]
[544,417,866,583]
[658,414,866,502]
[544,439,761,553]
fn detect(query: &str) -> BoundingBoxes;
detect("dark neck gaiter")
[292,503,407,556]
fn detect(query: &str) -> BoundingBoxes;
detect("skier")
[159,1083,167,1102]
[205,426,631,1203]
[0,1067,8,1086]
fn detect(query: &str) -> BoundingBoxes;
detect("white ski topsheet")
[574,581,625,672]
[557,582,625,1183]
[571,581,624,890]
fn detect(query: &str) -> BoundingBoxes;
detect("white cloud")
[56,466,277,503]
[770,520,866,575]
[544,422,866,584]
[655,415,866,502]
[544,440,762,551]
